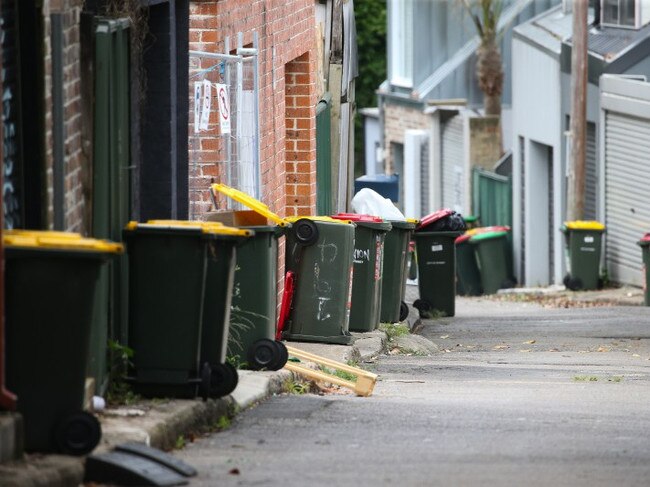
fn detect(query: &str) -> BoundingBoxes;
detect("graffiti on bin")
[353,248,370,264]
[312,239,338,322]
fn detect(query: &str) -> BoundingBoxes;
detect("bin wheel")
[274,340,289,369]
[293,219,319,246]
[399,301,410,322]
[54,411,102,456]
[499,278,516,290]
[597,277,604,290]
[564,274,583,291]
[200,362,212,401]
[208,363,239,398]
[412,299,432,318]
[248,338,283,371]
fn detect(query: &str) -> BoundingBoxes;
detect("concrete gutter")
[0,332,387,487]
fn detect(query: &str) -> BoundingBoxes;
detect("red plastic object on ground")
[276,271,296,340]
[417,209,454,230]
[332,213,384,223]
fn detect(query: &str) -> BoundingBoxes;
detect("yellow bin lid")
[406,218,420,224]
[284,215,352,225]
[563,220,606,231]
[125,220,253,237]
[3,230,124,253]
[211,184,289,226]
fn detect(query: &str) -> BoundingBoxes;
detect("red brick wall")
[285,52,317,216]
[44,0,87,233]
[188,0,318,219]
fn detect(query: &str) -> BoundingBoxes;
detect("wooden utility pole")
[567,0,588,221]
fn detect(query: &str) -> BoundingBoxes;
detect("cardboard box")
[204,210,268,227]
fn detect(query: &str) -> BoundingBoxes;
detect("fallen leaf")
[632,354,641,358]
[229,468,241,475]
[519,349,532,353]
[548,348,560,352]
[440,335,450,339]
[522,340,536,345]
[493,345,509,350]
[597,346,610,353]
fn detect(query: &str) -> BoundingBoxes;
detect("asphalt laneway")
[175,296,650,486]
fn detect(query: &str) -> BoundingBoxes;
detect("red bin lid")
[640,233,650,243]
[455,234,472,245]
[332,213,384,223]
[417,209,454,230]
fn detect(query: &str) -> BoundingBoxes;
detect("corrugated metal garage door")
[604,111,650,286]
[585,122,597,221]
[441,114,465,212]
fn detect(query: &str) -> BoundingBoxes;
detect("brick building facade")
[382,101,431,174]
[189,0,318,219]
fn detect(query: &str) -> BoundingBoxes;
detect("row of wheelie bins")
[2,220,259,456]
[1,185,424,457]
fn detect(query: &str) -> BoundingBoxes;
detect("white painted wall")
[512,38,563,286]
[363,114,381,175]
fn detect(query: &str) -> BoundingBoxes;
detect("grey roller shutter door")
[604,111,650,286]
[441,114,464,211]
[585,122,597,221]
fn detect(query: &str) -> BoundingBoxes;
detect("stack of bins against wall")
[561,221,606,291]
[123,221,252,400]
[211,184,357,347]
[412,210,464,318]
[380,219,417,323]
[210,184,289,371]
[639,233,650,306]
[332,214,392,332]
[3,230,123,455]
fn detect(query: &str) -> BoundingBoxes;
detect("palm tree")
[462,0,504,118]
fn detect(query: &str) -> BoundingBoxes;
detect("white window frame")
[600,0,642,29]
[389,0,413,88]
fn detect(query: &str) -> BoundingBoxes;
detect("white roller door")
[441,114,465,212]
[604,111,650,286]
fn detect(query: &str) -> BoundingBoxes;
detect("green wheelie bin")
[470,230,513,294]
[455,233,483,296]
[561,221,605,291]
[281,216,356,345]
[412,209,465,317]
[332,214,392,332]
[4,230,123,455]
[380,219,417,323]
[639,233,650,306]
[123,220,252,399]
[210,183,292,371]
[228,226,287,370]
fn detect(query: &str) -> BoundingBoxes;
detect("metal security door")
[188,34,261,218]
[604,111,650,286]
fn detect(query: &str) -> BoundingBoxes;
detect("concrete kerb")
[0,332,387,487]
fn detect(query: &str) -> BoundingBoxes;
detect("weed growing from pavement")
[175,435,186,449]
[106,340,141,406]
[227,354,249,370]
[573,375,624,382]
[379,322,410,342]
[283,377,311,395]
[213,415,232,431]
[398,348,429,356]
[319,365,357,382]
